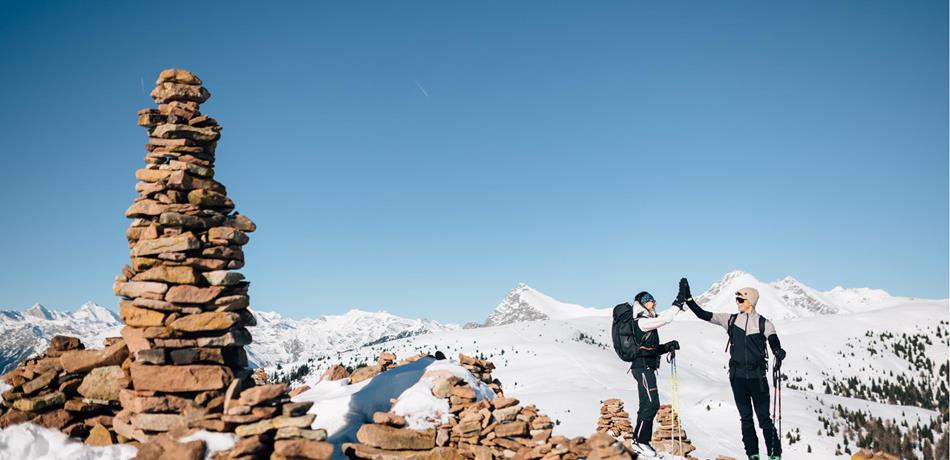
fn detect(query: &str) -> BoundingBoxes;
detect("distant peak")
[23,303,54,320]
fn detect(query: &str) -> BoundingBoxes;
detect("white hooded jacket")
[633,300,681,332]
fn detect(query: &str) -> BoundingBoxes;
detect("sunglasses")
[735,297,747,304]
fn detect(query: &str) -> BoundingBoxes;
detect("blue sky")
[0,1,946,323]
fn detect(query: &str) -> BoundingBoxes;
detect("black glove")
[774,348,787,361]
[672,298,685,310]
[678,278,692,301]
[773,348,786,371]
[663,341,680,353]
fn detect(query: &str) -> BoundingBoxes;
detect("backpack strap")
[723,313,738,352]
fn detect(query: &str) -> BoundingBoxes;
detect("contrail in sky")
[414,80,429,98]
[140,77,146,95]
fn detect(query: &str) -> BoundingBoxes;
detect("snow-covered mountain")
[483,271,919,326]
[484,283,610,326]
[0,302,122,373]
[0,302,457,375]
[693,270,915,319]
[247,309,458,369]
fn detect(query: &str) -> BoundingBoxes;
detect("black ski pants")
[632,367,659,444]
[730,376,781,456]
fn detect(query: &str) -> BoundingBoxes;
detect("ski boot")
[631,441,659,458]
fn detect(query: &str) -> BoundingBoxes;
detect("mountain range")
[0,270,935,375]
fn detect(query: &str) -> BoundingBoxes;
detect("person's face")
[644,299,657,312]
[735,296,753,313]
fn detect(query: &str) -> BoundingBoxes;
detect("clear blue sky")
[0,1,946,323]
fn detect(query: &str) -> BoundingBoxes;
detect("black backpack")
[611,303,639,362]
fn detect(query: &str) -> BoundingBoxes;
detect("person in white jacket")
[612,291,684,458]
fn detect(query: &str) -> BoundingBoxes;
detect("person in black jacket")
[613,291,683,458]
[678,278,785,460]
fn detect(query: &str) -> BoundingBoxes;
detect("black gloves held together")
[672,298,685,310]
[663,341,680,353]
[678,277,692,302]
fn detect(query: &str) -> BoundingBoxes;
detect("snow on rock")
[292,356,495,456]
[178,430,237,460]
[0,423,136,460]
[391,360,495,430]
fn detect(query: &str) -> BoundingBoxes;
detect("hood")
[632,301,656,318]
[613,302,655,321]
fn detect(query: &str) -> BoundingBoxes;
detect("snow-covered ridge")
[0,301,458,374]
[693,270,926,320]
[248,308,459,369]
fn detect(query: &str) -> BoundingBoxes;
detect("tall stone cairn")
[113,68,257,441]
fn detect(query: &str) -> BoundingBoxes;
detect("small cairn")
[349,352,399,384]
[652,404,697,458]
[596,398,633,441]
[0,336,128,443]
[342,353,634,459]
[851,449,900,460]
[458,353,503,396]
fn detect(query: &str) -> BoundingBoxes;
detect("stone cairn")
[652,404,697,458]
[596,398,633,442]
[342,353,634,460]
[0,68,331,459]
[111,68,333,460]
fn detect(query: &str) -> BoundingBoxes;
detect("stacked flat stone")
[651,404,697,458]
[343,353,635,460]
[596,398,633,441]
[112,67,257,440]
[0,336,129,444]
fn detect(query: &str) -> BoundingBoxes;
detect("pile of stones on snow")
[595,399,633,442]
[651,404,696,458]
[0,336,128,443]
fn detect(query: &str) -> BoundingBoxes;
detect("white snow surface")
[0,423,136,460]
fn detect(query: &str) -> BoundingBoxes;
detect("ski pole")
[668,350,683,457]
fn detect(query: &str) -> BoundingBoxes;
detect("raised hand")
[678,277,692,300]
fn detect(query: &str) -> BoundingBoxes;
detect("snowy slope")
[484,283,611,326]
[305,298,947,459]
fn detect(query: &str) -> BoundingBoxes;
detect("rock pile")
[458,353,503,396]
[112,69,333,460]
[851,449,900,460]
[595,398,633,441]
[651,404,696,458]
[0,336,129,444]
[350,352,399,384]
[108,67,258,446]
[342,353,635,460]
